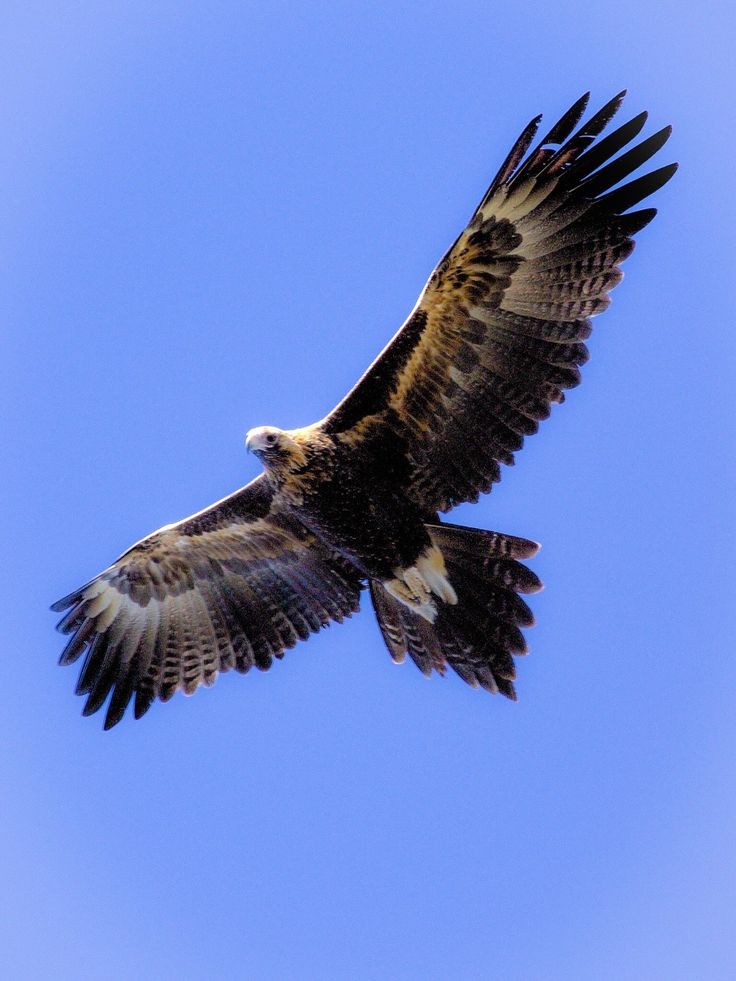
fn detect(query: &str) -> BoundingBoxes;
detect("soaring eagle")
[52,92,675,728]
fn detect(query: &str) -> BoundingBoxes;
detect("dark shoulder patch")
[324,309,429,434]
[178,476,274,535]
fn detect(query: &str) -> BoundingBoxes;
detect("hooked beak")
[245,427,271,455]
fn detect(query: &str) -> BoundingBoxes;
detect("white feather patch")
[383,545,456,623]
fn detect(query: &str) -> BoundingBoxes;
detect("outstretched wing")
[322,92,676,512]
[51,476,363,728]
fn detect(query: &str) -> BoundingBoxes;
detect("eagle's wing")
[51,475,363,728]
[322,92,676,513]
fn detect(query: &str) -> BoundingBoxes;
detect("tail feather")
[428,520,540,560]
[370,523,542,699]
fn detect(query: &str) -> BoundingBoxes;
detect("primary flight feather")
[52,91,675,728]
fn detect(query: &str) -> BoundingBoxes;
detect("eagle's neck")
[266,428,336,504]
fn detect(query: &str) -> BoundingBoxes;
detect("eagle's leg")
[383,545,458,623]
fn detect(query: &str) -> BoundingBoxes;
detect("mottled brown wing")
[51,475,363,728]
[322,92,676,512]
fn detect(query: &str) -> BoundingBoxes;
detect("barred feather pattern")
[324,91,676,513]
[52,476,363,728]
[370,524,543,696]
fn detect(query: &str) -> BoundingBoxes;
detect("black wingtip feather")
[55,604,85,635]
[51,572,105,613]
[482,113,543,203]
[512,93,592,186]
[570,112,649,183]
[618,206,659,234]
[579,126,674,200]
[58,620,94,666]
[103,712,122,731]
[134,689,155,720]
[579,90,627,138]
[75,633,110,695]
[598,162,677,214]
[103,661,141,730]
[51,592,82,613]
[544,92,591,145]
[82,643,124,717]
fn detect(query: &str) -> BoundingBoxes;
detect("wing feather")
[52,475,363,727]
[322,93,675,511]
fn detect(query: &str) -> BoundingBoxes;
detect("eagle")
[52,91,675,728]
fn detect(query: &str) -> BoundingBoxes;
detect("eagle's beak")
[245,432,254,453]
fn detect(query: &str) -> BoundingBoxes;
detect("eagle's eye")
[266,434,278,446]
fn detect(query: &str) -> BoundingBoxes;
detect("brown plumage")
[52,91,675,728]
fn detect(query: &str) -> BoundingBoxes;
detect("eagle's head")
[245,426,308,471]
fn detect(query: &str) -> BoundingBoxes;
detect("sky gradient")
[2,2,735,979]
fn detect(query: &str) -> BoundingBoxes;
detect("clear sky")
[2,2,735,979]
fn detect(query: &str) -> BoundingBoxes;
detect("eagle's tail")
[369,522,543,698]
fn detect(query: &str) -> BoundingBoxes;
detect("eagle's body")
[255,426,432,579]
[52,91,675,728]
[248,426,452,620]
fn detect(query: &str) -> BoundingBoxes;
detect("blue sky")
[2,2,735,979]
